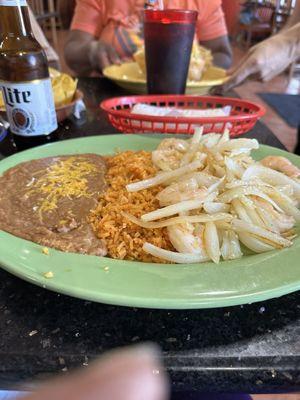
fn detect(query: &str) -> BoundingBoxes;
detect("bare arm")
[223,22,300,90]
[200,35,233,69]
[64,30,121,76]
[221,0,300,90]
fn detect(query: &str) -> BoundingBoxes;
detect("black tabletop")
[0,78,299,395]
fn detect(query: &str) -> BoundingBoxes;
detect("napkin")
[131,103,231,118]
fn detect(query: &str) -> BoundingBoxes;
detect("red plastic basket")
[100,95,265,137]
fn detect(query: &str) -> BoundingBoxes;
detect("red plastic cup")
[144,9,198,94]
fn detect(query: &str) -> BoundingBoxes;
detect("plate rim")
[0,244,299,309]
[103,62,228,87]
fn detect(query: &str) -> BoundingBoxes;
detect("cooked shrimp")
[157,138,188,152]
[152,138,188,171]
[260,156,300,179]
[254,198,295,233]
[157,176,209,206]
[242,164,300,200]
[167,223,207,257]
[220,230,243,260]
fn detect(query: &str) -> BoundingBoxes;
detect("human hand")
[88,40,122,71]
[223,27,299,91]
[22,344,169,400]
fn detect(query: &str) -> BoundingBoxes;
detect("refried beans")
[0,154,107,256]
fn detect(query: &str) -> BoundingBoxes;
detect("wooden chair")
[28,0,60,47]
[57,0,76,29]
[238,0,278,48]
[272,0,295,33]
[273,0,297,81]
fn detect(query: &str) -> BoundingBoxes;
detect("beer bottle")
[0,0,57,149]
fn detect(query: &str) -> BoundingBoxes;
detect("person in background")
[64,0,232,76]
[224,0,300,90]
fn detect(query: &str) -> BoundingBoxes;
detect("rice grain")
[89,151,174,263]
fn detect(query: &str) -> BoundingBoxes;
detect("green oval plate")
[0,135,299,309]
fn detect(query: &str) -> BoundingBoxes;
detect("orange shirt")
[71,0,227,58]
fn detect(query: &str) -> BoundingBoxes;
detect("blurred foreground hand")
[23,344,169,400]
[223,23,300,91]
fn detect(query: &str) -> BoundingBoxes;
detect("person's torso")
[99,0,203,57]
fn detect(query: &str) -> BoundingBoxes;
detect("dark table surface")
[0,78,299,395]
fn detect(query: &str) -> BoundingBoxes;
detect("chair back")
[253,1,277,23]
[273,0,296,32]
[28,0,45,16]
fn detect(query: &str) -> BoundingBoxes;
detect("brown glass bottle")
[0,0,57,149]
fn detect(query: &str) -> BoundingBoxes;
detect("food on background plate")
[132,48,146,75]
[0,68,78,110]
[187,41,213,81]
[260,156,300,179]
[134,40,213,82]
[0,155,107,256]
[0,131,299,264]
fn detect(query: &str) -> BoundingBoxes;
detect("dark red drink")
[144,9,198,94]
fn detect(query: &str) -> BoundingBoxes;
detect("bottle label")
[0,79,58,137]
[0,1,27,6]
